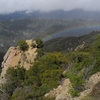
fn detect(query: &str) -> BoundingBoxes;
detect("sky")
[0,0,100,14]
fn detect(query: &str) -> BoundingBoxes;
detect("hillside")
[0,31,99,71]
[0,33,100,100]
[1,18,100,53]
[44,31,99,53]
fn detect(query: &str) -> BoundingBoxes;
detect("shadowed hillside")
[44,31,99,53]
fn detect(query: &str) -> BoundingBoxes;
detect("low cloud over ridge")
[0,0,100,14]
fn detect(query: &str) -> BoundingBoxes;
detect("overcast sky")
[0,0,100,14]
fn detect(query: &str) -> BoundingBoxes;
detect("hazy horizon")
[0,0,100,14]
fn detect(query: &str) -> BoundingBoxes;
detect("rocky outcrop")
[75,41,85,51]
[1,40,37,77]
[45,79,71,99]
[45,72,100,100]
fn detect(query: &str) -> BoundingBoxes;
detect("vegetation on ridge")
[17,40,29,51]
[0,33,100,100]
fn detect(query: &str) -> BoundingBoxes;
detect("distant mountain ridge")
[1,9,100,20]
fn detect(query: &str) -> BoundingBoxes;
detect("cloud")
[0,0,100,14]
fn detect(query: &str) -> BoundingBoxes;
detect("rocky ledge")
[1,40,37,77]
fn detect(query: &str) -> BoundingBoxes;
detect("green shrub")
[91,35,100,74]
[69,87,79,97]
[11,86,55,100]
[4,66,26,95]
[35,39,44,48]
[17,40,29,51]
[31,42,37,48]
[37,48,45,58]
[65,50,94,97]
[24,52,64,94]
